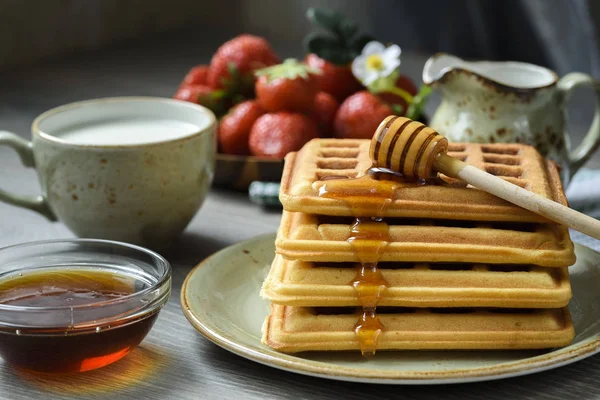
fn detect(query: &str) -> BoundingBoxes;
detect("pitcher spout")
[422,53,469,86]
[422,52,558,91]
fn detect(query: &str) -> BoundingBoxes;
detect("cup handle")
[0,131,56,220]
[558,72,600,175]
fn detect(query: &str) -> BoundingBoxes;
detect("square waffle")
[275,211,575,267]
[262,304,575,352]
[279,139,567,222]
[261,256,572,308]
[264,137,576,354]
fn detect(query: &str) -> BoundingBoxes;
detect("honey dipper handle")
[435,153,600,240]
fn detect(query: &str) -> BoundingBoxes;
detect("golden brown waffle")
[275,211,575,267]
[261,256,572,308]
[262,304,575,352]
[279,139,567,222]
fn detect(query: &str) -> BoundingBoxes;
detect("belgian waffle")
[264,137,576,354]
[262,304,575,352]
[261,256,572,308]
[279,139,567,222]
[275,211,575,267]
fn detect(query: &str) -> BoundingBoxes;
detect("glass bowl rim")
[0,238,171,312]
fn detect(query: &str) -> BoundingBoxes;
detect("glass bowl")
[0,239,171,373]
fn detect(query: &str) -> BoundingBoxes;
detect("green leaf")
[226,62,238,77]
[324,50,353,65]
[305,34,340,54]
[349,34,375,57]
[306,8,343,34]
[232,94,246,104]
[302,32,320,55]
[209,89,227,100]
[305,34,352,64]
[405,85,433,120]
[338,18,359,40]
[390,104,405,115]
[304,7,375,65]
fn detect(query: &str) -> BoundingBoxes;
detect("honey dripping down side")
[318,167,403,356]
[348,216,390,357]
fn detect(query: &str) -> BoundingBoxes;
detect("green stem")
[405,85,433,120]
[385,86,414,104]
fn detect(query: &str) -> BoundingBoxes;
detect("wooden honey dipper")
[370,116,600,240]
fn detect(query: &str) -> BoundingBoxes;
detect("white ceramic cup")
[0,97,216,249]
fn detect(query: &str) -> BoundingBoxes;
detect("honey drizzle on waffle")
[318,168,422,356]
[317,169,427,216]
[348,217,389,356]
[348,217,389,308]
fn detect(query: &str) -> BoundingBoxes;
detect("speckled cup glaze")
[0,97,216,249]
[424,53,600,182]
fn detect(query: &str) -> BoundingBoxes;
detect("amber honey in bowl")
[0,240,171,373]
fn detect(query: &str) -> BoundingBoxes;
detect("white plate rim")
[181,234,600,385]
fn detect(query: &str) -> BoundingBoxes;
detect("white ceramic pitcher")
[423,53,600,181]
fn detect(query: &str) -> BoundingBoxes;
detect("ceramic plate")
[181,234,600,384]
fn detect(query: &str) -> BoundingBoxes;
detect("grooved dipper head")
[369,116,448,179]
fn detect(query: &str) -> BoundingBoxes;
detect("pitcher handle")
[558,73,600,175]
[0,131,56,220]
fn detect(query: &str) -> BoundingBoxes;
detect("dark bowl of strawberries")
[173,8,430,191]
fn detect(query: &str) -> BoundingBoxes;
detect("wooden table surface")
[1,30,600,400]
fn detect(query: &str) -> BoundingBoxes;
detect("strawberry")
[172,84,229,116]
[218,101,265,155]
[173,84,213,103]
[305,54,362,102]
[255,59,320,113]
[378,74,419,115]
[333,91,393,139]
[207,34,279,95]
[249,112,318,158]
[310,91,338,136]
[182,65,210,86]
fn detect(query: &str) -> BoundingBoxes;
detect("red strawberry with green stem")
[174,35,280,118]
[207,34,280,96]
[173,84,229,116]
[255,59,320,113]
[304,8,431,120]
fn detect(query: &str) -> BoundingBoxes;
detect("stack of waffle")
[261,139,576,354]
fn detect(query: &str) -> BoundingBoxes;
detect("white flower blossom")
[351,41,401,86]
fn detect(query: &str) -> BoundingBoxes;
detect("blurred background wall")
[1,0,599,76]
